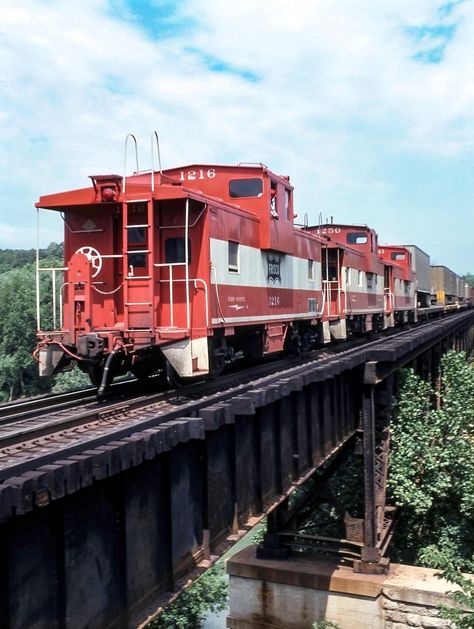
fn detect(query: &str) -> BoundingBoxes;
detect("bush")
[148,562,228,629]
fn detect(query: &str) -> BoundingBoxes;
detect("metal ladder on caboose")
[122,196,156,335]
[121,133,159,336]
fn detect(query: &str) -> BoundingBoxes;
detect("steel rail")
[0,377,144,424]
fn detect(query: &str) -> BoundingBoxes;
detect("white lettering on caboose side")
[179,169,216,181]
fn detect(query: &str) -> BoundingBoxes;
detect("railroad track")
[0,386,96,422]
[0,315,461,484]
[0,377,144,424]
[0,342,357,482]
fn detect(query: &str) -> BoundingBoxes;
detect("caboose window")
[308,259,314,282]
[229,178,263,198]
[128,253,146,268]
[285,188,292,220]
[228,241,240,272]
[391,252,406,261]
[347,232,368,245]
[128,227,146,245]
[165,238,192,264]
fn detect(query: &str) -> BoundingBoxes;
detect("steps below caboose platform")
[157,327,190,340]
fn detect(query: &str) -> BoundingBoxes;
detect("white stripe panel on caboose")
[210,238,321,290]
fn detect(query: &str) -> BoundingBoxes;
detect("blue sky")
[0,0,472,274]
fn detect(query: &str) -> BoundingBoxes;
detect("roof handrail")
[123,133,139,194]
[237,162,268,168]
[150,131,163,193]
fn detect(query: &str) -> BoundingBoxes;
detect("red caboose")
[304,223,387,338]
[377,246,416,324]
[35,162,326,390]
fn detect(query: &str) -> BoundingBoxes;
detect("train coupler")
[97,339,127,397]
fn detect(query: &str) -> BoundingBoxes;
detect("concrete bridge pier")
[227,547,462,629]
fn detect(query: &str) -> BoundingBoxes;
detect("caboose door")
[156,198,208,336]
[384,265,393,313]
[322,247,343,316]
[122,199,155,334]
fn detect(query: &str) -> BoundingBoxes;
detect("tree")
[0,248,64,400]
[0,264,45,400]
[388,352,474,566]
[148,563,228,629]
[388,352,474,625]
[0,242,63,275]
[463,273,474,289]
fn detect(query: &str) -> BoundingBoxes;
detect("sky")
[0,0,473,274]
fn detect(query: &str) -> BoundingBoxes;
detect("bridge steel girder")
[257,311,474,574]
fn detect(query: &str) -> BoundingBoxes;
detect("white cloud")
[0,0,472,272]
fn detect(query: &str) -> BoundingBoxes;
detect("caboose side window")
[391,252,406,261]
[285,188,292,220]
[308,259,314,282]
[229,178,263,198]
[165,238,192,264]
[347,232,368,245]
[228,241,240,272]
[270,180,278,217]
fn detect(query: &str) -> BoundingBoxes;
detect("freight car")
[431,265,466,309]
[33,146,466,392]
[401,245,432,310]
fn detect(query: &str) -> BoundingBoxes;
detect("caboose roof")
[35,177,259,221]
[305,223,377,240]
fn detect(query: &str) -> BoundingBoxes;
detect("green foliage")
[250,519,266,545]
[388,351,474,623]
[0,263,50,400]
[421,552,474,628]
[0,244,64,400]
[148,563,228,629]
[312,621,341,629]
[463,273,474,289]
[0,243,63,274]
[388,352,474,567]
[52,367,91,393]
[438,561,474,628]
[388,369,442,515]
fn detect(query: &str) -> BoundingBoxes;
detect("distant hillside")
[0,242,63,275]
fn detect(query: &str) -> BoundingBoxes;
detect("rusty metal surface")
[256,310,474,571]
